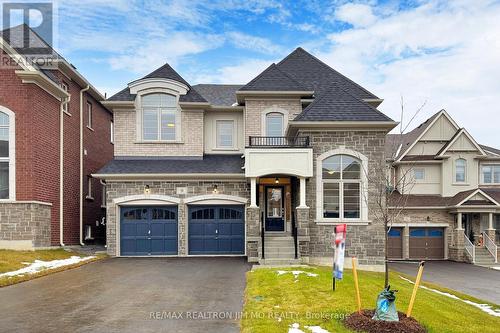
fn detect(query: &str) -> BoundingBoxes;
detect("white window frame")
[481,164,500,185]
[261,107,288,137]
[0,107,15,201]
[414,168,425,181]
[101,184,107,208]
[138,92,180,142]
[86,101,93,130]
[110,121,114,144]
[316,148,368,223]
[454,158,467,184]
[215,119,235,149]
[86,176,94,200]
[61,82,70,115]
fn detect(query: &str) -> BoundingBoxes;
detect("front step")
[259,235,297,263]
[259,258,302,266]
[472,246,497,266]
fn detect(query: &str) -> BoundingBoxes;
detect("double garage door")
[120,205,244,256]
[388,227,444,260]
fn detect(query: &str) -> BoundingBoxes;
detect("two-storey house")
[0,25,113,249]
[387,110,500,265]
[96,47,397,270]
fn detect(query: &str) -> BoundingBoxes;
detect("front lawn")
[0,249,105,287]
[242,266,500,333]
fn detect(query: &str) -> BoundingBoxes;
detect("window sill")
[135,140,183,144]
[63,111,72,116]
[452,183,469,186]
[480,183,500,186]
[87,126,94,131]
[213,147,239,151]
[85,196,94,201]
[315,219,371,225]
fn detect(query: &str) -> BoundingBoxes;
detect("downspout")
[60,95,70,246]
[80,85,90,246]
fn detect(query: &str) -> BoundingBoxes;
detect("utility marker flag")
[333,224,347,280]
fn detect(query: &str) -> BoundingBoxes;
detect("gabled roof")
[108,63,207,103]
[294,84,392,121]
[239,63,308,91]
[193,84,243,106]
[435,128,487,157]
[480,144,500,157]
[276,47,379,100]
[389,188,500,208]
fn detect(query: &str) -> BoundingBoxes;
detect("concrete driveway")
[0,257,251,333]
[390,261,500,305]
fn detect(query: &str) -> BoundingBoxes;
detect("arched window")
[321,154,361,219]
[141,93,177,141]
[455,158,467,183]
[265,112,284,136]
[0,110,12,199]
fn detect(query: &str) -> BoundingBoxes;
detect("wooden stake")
[407,261,425,318]
[352,257,362,314]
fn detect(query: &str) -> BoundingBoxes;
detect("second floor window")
[266,112,284,137]
[61,82,69,113]
[0,111,10,199]
[87,102,93,129]
[216,120,234,148]
[481,165,500,184]
[142,93,177,141]
[455,158,466,183]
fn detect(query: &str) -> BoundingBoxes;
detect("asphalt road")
[0,257,251,333]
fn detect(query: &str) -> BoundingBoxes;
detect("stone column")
[486,212,496,242]
[298,177,308,208]
[403,225,410,259]
[296,207,310,263]
[178,203,187,256]
[246,206,261,262]
[250,178,257,208]
[450,213,465,262]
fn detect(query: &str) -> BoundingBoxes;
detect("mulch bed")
[344,309,427,333]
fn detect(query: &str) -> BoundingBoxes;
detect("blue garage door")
[188,205,245,255]
[120,206,178,256]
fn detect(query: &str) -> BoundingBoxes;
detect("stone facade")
[0,202,52,249]
[299,129,388,267]
[105,180,249,256]
[113,109,204,157]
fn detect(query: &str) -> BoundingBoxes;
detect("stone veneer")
[105,180,249,256]
[0,202,52,249]
[298,129,388,268]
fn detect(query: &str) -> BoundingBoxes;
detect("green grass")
[242,266,500,333]
[0,249,106,287]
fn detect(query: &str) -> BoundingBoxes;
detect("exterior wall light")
[144,185,151,195]
[213,185,218,194]
[275,177,279,184]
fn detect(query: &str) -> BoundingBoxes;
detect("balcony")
[244,136,313,178]
[248,136,310,148]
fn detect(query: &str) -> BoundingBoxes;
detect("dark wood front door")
[265,186,285,231]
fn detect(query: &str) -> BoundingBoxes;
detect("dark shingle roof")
[97,155,243,175]
[481,144,500,156]
[239,63,309,92]
[389,188,500,208]
[108,63,207,103]
[192,84,243,106]
[277,47,379,100]
[294,84,392,121]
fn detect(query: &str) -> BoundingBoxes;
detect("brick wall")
[113,109,204,157]
[105,180,249,256]
[298,129,388,266]
[0,202,51,248]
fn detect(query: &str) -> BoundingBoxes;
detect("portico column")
[298,177,308,208]
[250,177,258,208]
[456,212,463,230]
[489,212,494,230]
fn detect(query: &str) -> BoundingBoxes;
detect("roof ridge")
[277,47,379,99]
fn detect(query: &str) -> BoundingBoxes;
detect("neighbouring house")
[0,25,113,249]
[387,110,500,265]
[95,47,398,270]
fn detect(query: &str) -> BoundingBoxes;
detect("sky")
[4,0,500,146]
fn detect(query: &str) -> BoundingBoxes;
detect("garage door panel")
[387,228,403,259]
[409,227,444,259]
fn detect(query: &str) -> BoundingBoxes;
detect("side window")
[87,102,93,129]
[455,158,466,183]
[216,120,234,148]
[110,121,114,143]
[265,112,284,137]
[61,82,70,114]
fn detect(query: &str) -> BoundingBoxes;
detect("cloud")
[226,32,284,55]
[317,0,500,146]
[334,3,377,28]
[190,58,272,84]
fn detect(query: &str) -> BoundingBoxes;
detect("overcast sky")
[9,0,500,146]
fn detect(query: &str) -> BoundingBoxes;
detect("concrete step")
[259,258,302,266]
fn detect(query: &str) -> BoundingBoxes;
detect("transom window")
[216,120,234,148]
[322,154,361,219]
[0,111,10,199]
[265,112,284,137]
[481,165,500,184]
[455,158,466,183]
[142,93,177,141]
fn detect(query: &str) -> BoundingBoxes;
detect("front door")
[265,186,285,231]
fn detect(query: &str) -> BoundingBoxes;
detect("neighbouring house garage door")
[120,206,178,256]
[387,227,403,259]
[409,227,444,259]
[188,205,245,255]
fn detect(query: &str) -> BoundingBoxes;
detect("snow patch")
[491,267,500,271]
[277,270,318,278]
[288,323,331,333]
[0,256,95,278]
[399,275,500,317]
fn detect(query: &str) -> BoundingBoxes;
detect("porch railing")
[464,232,475,263]
[248,136,310,148]
[291,211,298,259]
[261,211,265,260]
[483,232,498,263]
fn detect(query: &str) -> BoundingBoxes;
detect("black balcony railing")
[248,136,310,148]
